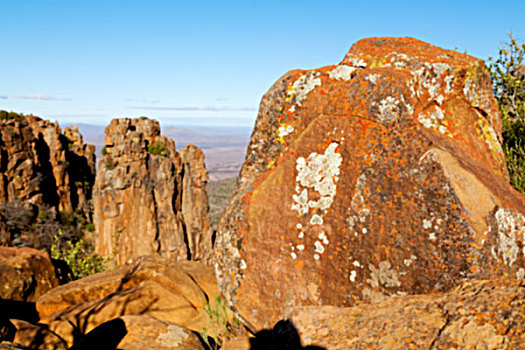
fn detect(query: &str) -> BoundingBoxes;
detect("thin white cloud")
[131,105,256,111]
[0,94,7,99]
[16,93,71,101]
[125,98,160,104]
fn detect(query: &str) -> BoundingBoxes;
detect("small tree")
[489,34,525,194]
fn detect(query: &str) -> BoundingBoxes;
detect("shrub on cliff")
[147,141,170,156]
[0,110,25,120]
[489,33,525,194]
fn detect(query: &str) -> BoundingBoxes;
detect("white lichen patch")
[517,268,525,280]
[239,259,247,269]
[345,56,367,68]
[291,142,342,215]
[491,207,525,267]
[417,106,453,137]
[375,96,400,122]
[318,232,329,245]
[423,219,432,230]
[365,74,379,84]
[349,270,357,282]
[287,72,321,108]
[367,261,401,288]
[329,65,356,81]
[314,241,325,254]
[278,124,294,138]
[155,325,189,347]
[291,143,342,261]
[408,62,453,102]
[310,214,324,225]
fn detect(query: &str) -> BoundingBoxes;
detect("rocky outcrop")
[0,246,58,302]
[0,113,95,217]
[214,37,525,328]
[93,118,212,265]
[180,144,213,262]
[12,255,243,349]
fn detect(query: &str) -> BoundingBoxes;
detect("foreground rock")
[225,279,524,349]
[71,315,204,350]
[93,118,212,265]
[287,279,524,349]
[0,113,95,218]
[13,255,241,349]
[214,37,525,328]
[0,247,58,302]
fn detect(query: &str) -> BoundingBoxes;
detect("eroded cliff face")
[0,114,95,224]
[93,118,212,265]
[214,37,525,328]
[180,144,213,262]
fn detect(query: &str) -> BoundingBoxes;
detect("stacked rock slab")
[214,37,525,328]
[93,118,212,265]
[0,114,95,217]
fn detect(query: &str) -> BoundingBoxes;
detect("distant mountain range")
[67,123,251,181]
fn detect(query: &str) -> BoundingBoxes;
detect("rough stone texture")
[34,255,238,348]
[214,37,525,328]
[0,247,58,302]
[180,144,213,262]
[0,115,95,216]
[88,315,205,350]
[10,320,67,350]
[93,118,212,265]
[0,342,31,350]
[286,279,524,349]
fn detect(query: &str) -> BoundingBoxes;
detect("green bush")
[51,229,107,280]
[489,33,525,194]
[101,146,108,155]
[147,142,170,157]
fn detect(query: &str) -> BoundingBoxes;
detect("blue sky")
[0,0,523,127]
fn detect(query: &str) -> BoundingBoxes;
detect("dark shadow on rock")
[0,299,38,323]
[68,318,127,350]
[51,258,73,285]
[250,320,325,350]
[0,317,16,342]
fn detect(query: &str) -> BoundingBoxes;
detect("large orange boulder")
[214,37,525,328]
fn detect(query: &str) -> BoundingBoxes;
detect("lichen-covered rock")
[0,247,58,302]
[93,118,212,265]
[214,37,525,328]
[287,279,525,349]
[0,115,95,217]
